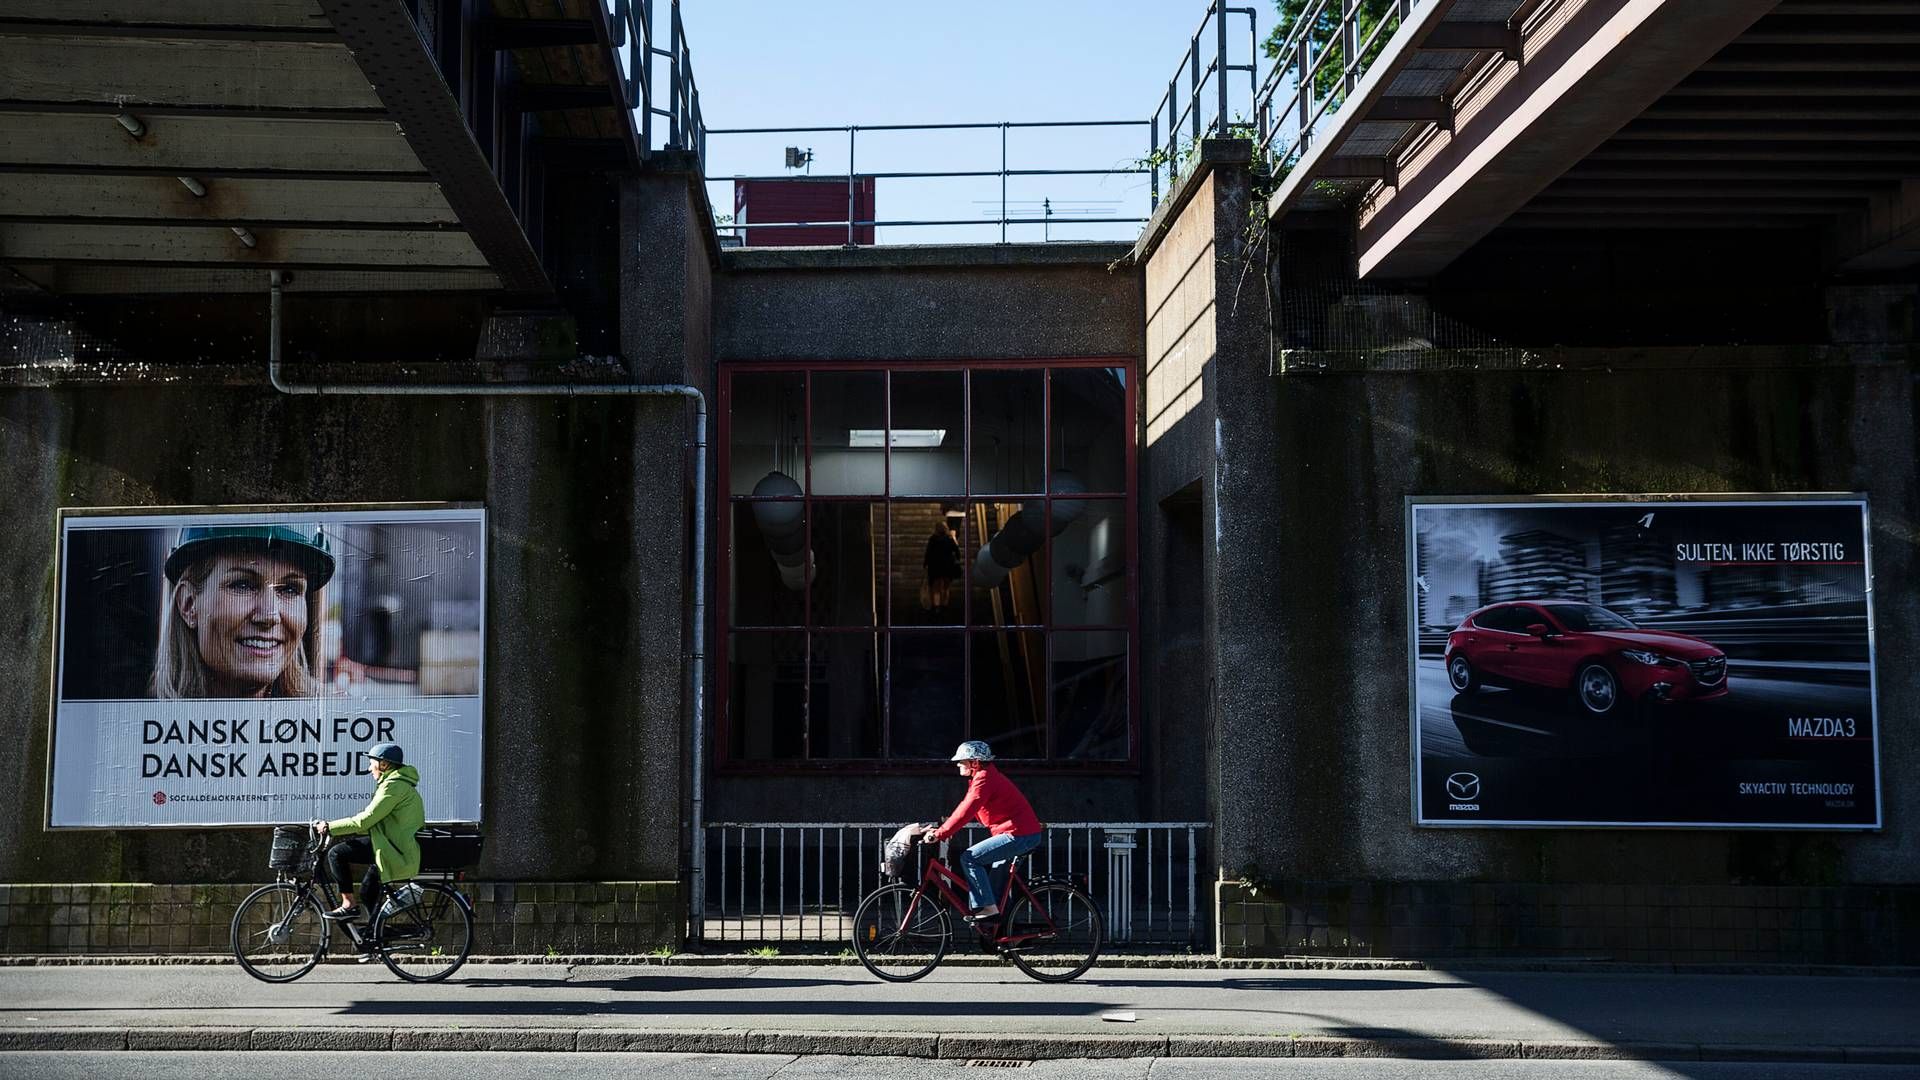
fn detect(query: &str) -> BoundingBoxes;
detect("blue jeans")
[958,830,1043,911]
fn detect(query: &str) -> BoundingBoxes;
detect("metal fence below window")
[700,822,1209,949]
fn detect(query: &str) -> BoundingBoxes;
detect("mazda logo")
[1446,772,1481,800]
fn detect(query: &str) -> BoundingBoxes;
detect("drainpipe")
[266,271,713,940]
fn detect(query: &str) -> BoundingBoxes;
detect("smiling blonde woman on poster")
[151,524,335,699]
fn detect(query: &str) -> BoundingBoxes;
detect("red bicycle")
[850,834,1103,983]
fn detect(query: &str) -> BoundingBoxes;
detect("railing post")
[1342,0,1359,99]
[1104,828,1137,944]
[847,126,857,246]
[639,0,652,151]
[667,0,681,148]
[999,121,1009,244]
[1189,31,1202,143]
[1167,77,1178,167]
[1215,1,1229,136]
[1149,114,1160,208]
[1297,34,1313,147]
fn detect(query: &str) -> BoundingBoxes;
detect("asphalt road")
[2,963,1915,1048]
[1,1052,1912,1080]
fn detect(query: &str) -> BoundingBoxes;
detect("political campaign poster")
[48,505,486,827]
[1408,497,1880,829]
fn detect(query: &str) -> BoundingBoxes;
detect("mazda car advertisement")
[1408,498,1881,829]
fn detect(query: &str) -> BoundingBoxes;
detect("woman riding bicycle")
[312,741,423,921]
[922,740,1043,922]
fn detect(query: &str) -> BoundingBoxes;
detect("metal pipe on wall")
[265,271,714,937]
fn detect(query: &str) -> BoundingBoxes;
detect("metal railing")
[705,121,1154,246]
[1147,3,1262,204]
[609,0,706,160]
[702,822,1209,948]
[1250,0,1425,174]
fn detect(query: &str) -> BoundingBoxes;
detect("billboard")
[1408,497,1880,829]
[49,505,485,827]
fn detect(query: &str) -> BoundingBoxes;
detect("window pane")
[1050,499,1128,627]
[1050,367,1127,495]
[891,503,964,627]
[1051,631,1127,761]
[968,501,1045,627]
[730,503,808,627]
[728,632,806,760]
[811,632,882,759]
[889,632,965,758]
[810,372,886,495]
[971,630,1044,759]
[810,502,882,628]
[728,371,805,496]
[970,370,1044,495]
[890,371,964,496]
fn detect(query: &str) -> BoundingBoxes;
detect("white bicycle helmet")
[950,740,994,763]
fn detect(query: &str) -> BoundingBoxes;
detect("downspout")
[266,271,712,940]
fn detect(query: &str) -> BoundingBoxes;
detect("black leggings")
[324,837,383,911]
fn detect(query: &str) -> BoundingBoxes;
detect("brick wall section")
[0,881,681,955]
[1217,881,1920,965]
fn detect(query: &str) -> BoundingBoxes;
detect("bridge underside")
[0,0,641,301]
[1276,0,1920,281]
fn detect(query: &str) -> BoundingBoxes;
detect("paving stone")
[127,1026,252,1050]
[250,1027,393,1050]
[0,1027,127,1050]
[937,1033,1169,1059]
[574,1029,751,1053]
[1166,1035,1293,1058]
[746,1030,938,1057]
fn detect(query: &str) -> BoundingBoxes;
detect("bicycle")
[850,832,1102,983]
[230,825,476,984]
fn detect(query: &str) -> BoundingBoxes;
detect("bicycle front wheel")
[851,882,950,982]
[231,882,329,983]
[373,881,474,983]
[1002,881,1103,983]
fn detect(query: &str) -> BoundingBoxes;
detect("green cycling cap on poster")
[164,524,335,589]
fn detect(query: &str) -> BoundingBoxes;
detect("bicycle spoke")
[1003,881,1102,982]
[851,882,949,982]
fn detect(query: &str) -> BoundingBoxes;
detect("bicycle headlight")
[1620,649,1666,666]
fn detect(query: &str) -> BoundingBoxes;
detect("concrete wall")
[1146,151,1920,897]
[0,389,693,885]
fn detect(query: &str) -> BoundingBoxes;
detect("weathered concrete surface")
[0,387,691,886]
[714,245,1141,362]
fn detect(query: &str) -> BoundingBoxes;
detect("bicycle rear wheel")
[851,882,950,982]
[231,882,329,983]
[1002,880,1103,983]
[373,881,474,983]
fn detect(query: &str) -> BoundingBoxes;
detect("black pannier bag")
[415,827,484,871]
[268,825,311,873]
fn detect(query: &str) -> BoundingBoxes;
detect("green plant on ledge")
[1235,863,1285,903]
[650,944,675,958]
[746,945,779,959]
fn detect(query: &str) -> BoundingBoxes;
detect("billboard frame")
[1404,492,1881,832]
[45,501,488,831]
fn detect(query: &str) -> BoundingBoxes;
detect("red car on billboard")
[1444,600,1729,716]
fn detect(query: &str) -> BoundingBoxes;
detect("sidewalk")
[1,960,1916,1063]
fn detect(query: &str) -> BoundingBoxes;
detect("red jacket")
[934,764,1043,840]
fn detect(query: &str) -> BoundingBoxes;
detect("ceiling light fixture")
[113,111,147,138]
[848,429,946,449]
[177,176,207,197]
[231,227,257,249]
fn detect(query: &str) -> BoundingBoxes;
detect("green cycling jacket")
[327,764,424,883]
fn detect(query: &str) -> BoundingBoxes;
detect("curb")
[2,954,1917,977]
[0,1027,1915,1062]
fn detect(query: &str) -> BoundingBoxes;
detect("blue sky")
[669,2,1267,243]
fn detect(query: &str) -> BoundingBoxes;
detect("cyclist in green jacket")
[313,742,424,921]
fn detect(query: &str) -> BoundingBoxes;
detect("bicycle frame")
[905,848,1059,948]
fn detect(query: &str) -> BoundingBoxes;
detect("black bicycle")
[231,825,478,984]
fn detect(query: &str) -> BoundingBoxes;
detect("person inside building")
[922,515,962,611]
[152,523,333,699]
[313,742,424,923]
[922,740,1044,921]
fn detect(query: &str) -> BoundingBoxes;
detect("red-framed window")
[717,360,1137,770]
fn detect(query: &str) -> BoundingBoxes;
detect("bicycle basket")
[880,822,925,881]
[267,825,313,873]
[415,827,483,872]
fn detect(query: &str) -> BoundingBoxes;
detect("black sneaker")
[321,905,362,921]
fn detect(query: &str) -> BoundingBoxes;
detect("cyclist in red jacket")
[922,740,1044,920]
